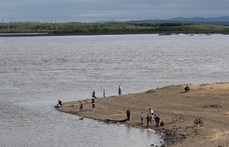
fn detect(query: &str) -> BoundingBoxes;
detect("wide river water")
[0,34,229,147]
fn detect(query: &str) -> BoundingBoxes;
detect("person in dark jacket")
[92,91,96,98]
[154,115,160,127]
[184,85,190,92]
[92,98,95,110]
[146,114,150,127]
[118,85,122,95]
[126,109,130,121]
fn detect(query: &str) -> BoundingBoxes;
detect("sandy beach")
[58,82,229,147]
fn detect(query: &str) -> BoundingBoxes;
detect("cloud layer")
[1,0,228,22]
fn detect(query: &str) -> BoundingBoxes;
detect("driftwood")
[104,118,128,123]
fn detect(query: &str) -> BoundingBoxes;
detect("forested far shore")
[1,22,229,36]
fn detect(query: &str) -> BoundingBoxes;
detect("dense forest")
[0,22,229,36]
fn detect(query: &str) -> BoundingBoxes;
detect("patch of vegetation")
[158,85,182,90]
[0,22,229,36]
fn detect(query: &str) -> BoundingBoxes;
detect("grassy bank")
[1,22,229,36]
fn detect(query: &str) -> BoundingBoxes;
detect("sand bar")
[58,82,229,146]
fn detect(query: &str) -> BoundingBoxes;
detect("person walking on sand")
[118,85,122,95]
[92,98,95,110]
[146,114,150,127]
[126,109,130,121]
[79,101,83,111]
[140,112,144,125]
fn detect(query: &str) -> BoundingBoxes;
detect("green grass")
[1,22,229,36]
[158,85,182,90]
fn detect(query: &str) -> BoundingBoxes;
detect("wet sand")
[58,82,229,146]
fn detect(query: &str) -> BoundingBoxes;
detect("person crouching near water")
[58,100,62,107]
[184,85,190,92]
[55,100,62,108]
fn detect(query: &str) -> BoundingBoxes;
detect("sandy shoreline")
[57,82,229,146]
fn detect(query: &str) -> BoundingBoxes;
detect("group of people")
[78,99,94,111]
[142,108,163,127]
[57,84,191,129]
[126,108,163,127]
[55,100,62,108]
[75,85,123,112]
[92,85,122,99]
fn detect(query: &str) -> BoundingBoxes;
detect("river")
[0,34,229,147]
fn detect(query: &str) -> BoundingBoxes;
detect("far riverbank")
[1,22,229,37]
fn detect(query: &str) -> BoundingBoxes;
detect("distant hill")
[168,16,229,22]
[130,16,229,25]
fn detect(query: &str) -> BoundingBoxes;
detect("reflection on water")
[0,34,229,146]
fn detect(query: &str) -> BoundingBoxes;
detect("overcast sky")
[1,0,229,22]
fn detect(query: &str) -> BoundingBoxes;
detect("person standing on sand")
[154,114,160,127]
[140,112,144,125]
[150,108,154,122]
[103,90,105,97]
[126,109,130,121]
[149,108,153,122]
[146,114,150,127]
[92,98,95,110]
[118,85,122,95]
[79,101,83,111]
[92,91,96,98]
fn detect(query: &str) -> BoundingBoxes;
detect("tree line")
[0,22,229,36]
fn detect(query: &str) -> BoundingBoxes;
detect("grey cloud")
[0,0,228,22]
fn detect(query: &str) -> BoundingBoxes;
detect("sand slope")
[58,82,229,146]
